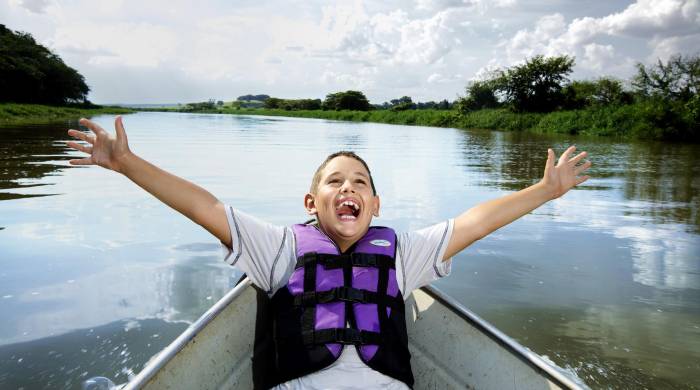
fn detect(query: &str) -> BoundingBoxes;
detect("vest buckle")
[337,286,366,303]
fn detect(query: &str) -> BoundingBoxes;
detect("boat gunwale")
[122,277,254,390]
[124,278,585,390]
[421,285,585,390]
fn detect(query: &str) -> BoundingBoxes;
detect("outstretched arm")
[67,116,232,247]
[443,146,591,260]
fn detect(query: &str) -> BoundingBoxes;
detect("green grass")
[88,99,699,142]
[190,104,695,142]
[0,103,135,125]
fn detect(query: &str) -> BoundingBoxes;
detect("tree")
[563,77,632,108]
[390,96,416,111]
[632,54,699,102]
[498,55,575,112]
[264,97,321,110]
[322,91,371,111]
[456,80,500,113]
[264,97,283,109]
[0,24,90,104]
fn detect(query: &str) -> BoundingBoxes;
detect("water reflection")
[458,129,700,233]
[0,242,240,345]
[0,123,76,200]
[0,318,187,389]
[444,128,700,388]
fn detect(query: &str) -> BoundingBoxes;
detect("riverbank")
[0,103,135,125]
[158,101,698,142]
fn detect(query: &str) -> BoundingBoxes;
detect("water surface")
[1,112,698,389]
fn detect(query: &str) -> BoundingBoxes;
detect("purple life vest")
[268,223,414,387]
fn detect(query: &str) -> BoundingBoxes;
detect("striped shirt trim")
[228,206,243,266]
[397,238,407,294]
[432,221,450,278]
[268,227,288,294]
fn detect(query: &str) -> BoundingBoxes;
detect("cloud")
[415,0,515,11]
[648,33,700,62]
[4,0,695,103]
[427,72,463,84]
[321,66,378,90]
[501,0,699,76]
[334,8,467,65]
[9,0,51,13]
[581,43,616,71]
[415,0,476,11]
[593,0,700,38]
[50,22,178,68]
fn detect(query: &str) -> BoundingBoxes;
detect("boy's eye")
[328,179,340,184]
[355,179,366,185]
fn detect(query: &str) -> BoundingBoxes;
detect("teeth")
[337,200,359,211]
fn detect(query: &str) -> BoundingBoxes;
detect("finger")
[569,150,587,165]
[67,141,93,154]
[558,145,576,166]
[79,118,107,136]
[114,115,128,143]
[546,148,555,171]
[575,175,590,185]
[67,129,95,144]
[69,157,93,166]
[574,160,591,175]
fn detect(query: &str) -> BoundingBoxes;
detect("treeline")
[262,91,452,111]
[0,25,90,105]
[178,53,697,141]
[456,54,698,140]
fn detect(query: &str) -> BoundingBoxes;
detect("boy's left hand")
[541,145,591,199]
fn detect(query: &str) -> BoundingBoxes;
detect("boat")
[119,277,587,389]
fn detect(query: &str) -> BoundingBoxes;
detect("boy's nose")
[340,180,355,193]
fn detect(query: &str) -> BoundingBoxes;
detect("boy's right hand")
[67,116,132,173]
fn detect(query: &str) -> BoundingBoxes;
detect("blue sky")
[2,0,699,104]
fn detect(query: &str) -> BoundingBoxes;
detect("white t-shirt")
[221,206,454,390]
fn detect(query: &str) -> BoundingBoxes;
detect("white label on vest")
[370,239,391,247]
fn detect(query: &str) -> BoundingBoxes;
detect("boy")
[67,116,591,389]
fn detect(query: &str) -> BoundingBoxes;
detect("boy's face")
[305,156,380,251]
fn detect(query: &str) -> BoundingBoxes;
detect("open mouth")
[335,198,361,221]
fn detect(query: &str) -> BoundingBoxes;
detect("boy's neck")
[314,223,365,253]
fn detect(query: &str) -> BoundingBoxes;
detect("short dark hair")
[310,151,377,195]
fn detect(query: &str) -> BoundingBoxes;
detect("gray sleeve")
[397,219,454,294]
[220,205,294,294]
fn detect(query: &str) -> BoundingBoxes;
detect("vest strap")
[302,328,382,346]
[292,286,404,310]
[296,252,395,270]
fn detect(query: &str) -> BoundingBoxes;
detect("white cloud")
[51,22,178,68]
[648,33,700,62]
[415,0,475,11]
[321,67,378,90]
[427,72,463,84]
[8,0,51,13]
[582,43,616,71]
[505,13,569,61]
[501,0,699,77]
[3,0,697,103]
[415,0,515,12]
[335,8,466,65]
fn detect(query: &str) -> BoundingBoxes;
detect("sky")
[2,0,699,104]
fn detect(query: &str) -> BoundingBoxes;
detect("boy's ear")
[304,193,317,215]
[372,195,381,217]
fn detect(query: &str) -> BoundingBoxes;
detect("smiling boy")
[67,116,590,390]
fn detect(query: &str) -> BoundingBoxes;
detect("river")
[1,112,698,389]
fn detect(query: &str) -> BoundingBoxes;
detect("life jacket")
[263,223,414,388]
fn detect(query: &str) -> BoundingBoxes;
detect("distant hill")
[0,24,89,105]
